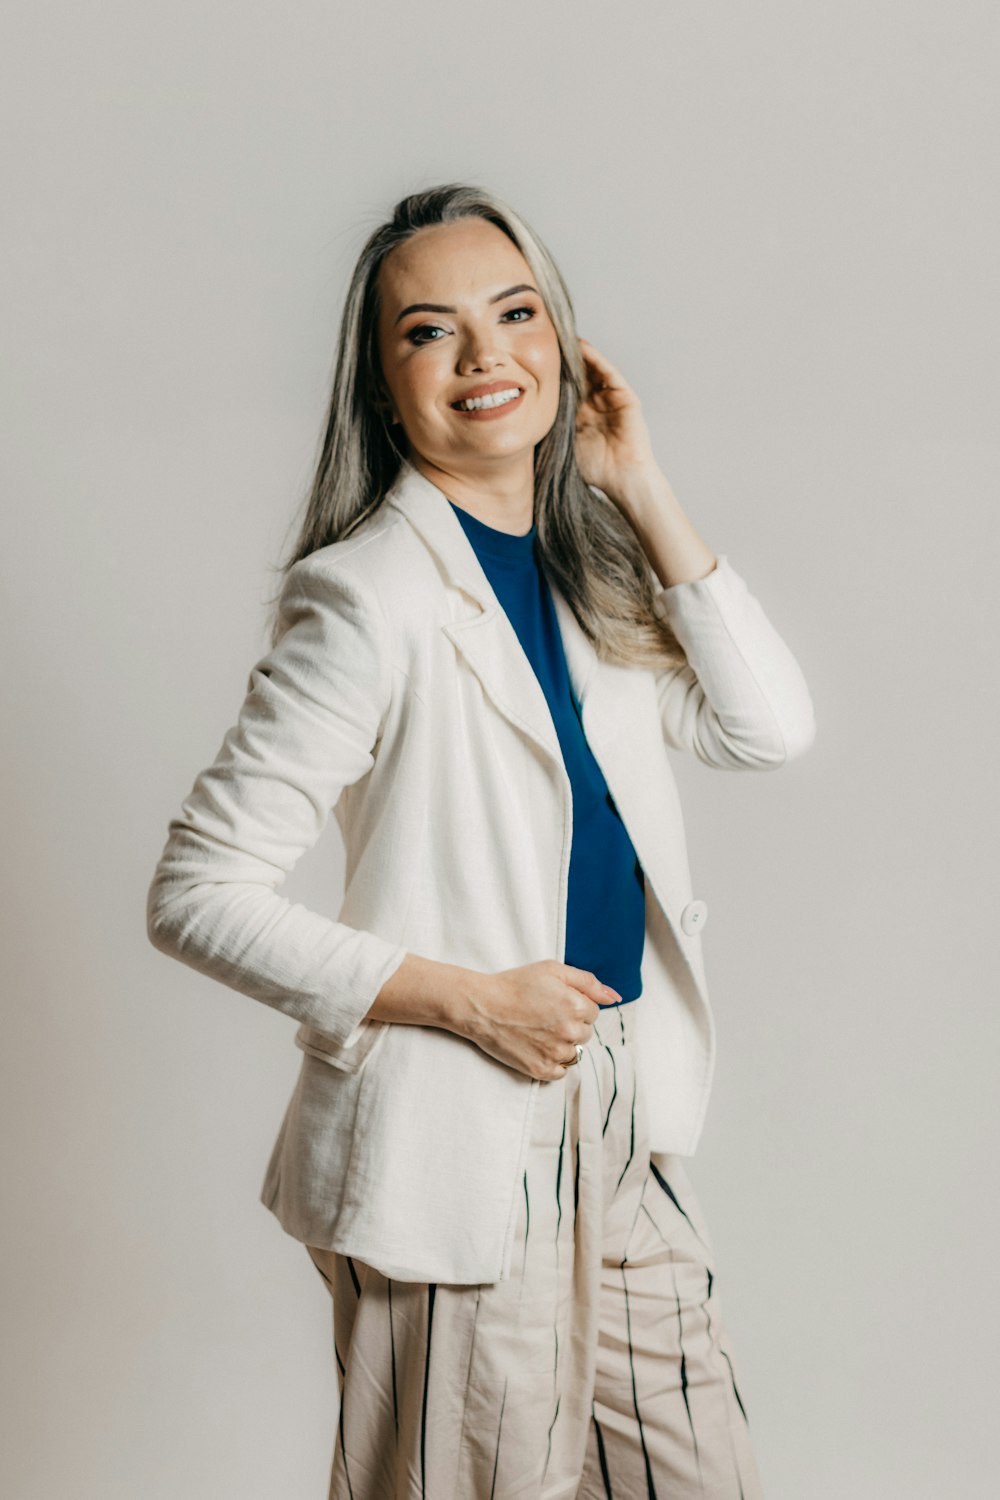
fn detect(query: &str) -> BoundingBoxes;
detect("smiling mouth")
[450,387,524,412]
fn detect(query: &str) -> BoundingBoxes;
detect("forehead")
[377,219,532,307]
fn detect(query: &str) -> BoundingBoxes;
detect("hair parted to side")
[268,182,687,670]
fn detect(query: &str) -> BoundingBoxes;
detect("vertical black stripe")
[715,1339,748,1498]
[669,1255,703,1485]
[719,1347,750,1425]
[346,1255,361,1297]
[555,1094,567,1234]
[574,1135,581,1219]
[332,1335,355,1499]
[489,1376,508,1499]
[649,1161,710,1249]
[706,1273,748,1495]
[702,1257,740,1491]
[592,1404,614,1498]
[620,1260,658,1499]
[716,1356,746,1500]
[615,1072,637,1191]
[387,1278,399,1438]
[542,1393,561,1483]
[602,1045,618,1136]
[548,1098,563,1434]
[310,1257,331,1288]
[419,1283,436,1498]
[517,1169,531,1310]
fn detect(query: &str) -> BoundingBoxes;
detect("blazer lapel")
[386,462,565,768]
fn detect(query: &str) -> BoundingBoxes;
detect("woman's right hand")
[459,960,621,1080]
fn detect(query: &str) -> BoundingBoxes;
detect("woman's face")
[375,217,563,478]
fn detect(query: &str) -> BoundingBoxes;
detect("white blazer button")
[680,899,708,935]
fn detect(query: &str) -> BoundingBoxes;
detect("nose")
[457,320,504,374]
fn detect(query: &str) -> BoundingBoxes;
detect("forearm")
[607,464,718,589]
[366,950,489,1035]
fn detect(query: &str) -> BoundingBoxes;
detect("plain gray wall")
[3,2,997,1495]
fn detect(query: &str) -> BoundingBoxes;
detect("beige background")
[2,2,997,1495]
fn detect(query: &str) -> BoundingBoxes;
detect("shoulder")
[285,501,445,633]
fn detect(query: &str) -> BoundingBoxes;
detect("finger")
[577,337,626,387]
[562,965,621,1005]
[584,365,629,401]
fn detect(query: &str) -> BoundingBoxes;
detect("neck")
[407,451,535,535]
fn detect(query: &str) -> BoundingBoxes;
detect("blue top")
[449,500,644,1003]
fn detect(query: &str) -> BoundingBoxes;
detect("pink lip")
[450,386,526,421]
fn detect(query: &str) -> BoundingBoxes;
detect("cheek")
[394,366,438,422]
[524,328,563,384]
[410,356,457,417]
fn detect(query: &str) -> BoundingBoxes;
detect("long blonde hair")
[269,182,686,669]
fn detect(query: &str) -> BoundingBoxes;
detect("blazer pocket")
[293,1018,390,1074]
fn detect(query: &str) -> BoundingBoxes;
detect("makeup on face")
[376,220,562,465]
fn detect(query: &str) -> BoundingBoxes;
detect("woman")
[147,182,815,1499]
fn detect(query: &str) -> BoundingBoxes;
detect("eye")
[405,305,538,347]
[406,324,447,347]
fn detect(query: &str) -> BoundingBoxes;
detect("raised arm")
[599,461,815,770]
[573,337,816,769]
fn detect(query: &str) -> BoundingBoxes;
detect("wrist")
[367,952,494,1037]
[607,468,718,590]
[607,464,677,525]
[438,965,499,1041]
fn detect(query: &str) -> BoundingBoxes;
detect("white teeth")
[456,388,521,411]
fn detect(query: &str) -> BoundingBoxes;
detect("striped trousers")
[305,1000,763,1499]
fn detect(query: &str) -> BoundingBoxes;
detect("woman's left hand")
[574,336,659,508]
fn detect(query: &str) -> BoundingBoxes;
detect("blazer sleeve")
[649,554,816,769]
[146,554,409,1047]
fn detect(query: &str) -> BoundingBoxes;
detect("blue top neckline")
[448,500,537,564]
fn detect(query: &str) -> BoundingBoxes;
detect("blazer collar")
[385,459,511,613]
[385,459,600,745]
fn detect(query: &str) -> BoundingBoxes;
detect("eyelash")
[406,305,537,346]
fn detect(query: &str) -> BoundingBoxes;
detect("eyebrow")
[393,283,540,326]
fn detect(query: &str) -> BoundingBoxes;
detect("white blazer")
[147,458,815,1284]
